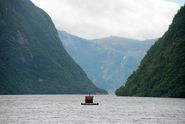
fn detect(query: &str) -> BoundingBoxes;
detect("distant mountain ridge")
[116,6,185,97]
[92,36,156,53]
[0,0,106,94]
[59,31,155,93]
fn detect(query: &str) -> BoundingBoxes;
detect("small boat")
[81,94,99,105]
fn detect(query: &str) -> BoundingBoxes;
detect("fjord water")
[0,95,184,124]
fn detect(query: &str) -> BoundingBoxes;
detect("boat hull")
[81,103,99,105]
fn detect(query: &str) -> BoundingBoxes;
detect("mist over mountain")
[59,31,155,93]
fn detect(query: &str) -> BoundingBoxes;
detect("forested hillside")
[116,6,185,98]
[0,0,106,94]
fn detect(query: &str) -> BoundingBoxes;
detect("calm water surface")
[0,95,184,124]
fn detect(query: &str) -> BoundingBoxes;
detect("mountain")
[0,0,107,94]
[58,31,155,93]
[116,6,185,98]
[92,36,155,53]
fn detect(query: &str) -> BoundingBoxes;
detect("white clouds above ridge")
[31,0,180,40]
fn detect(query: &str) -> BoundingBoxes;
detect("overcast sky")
[31,0,184,40]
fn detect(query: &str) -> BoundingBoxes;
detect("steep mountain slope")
[59,31,155,93]
[116,6,185,98]
[0,0,106,94]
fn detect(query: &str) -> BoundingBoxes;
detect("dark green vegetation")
[0,0,107,94]
[116,6,185,98]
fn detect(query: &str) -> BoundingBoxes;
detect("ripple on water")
[0,95,185,124]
